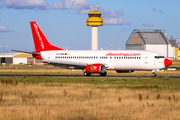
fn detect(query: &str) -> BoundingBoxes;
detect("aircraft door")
[144,54,149,64]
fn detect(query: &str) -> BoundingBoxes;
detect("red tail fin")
[30,21,63,52]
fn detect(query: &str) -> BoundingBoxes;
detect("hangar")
[0,53,42,65]
[126,29,179,59]
[0,53,15,65]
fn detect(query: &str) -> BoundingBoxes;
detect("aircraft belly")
[112,60,142,70]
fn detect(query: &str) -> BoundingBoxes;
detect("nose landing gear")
[152,69,163,77]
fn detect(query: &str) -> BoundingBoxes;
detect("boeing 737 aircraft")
[12,22,172,77]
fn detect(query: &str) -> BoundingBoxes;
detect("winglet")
[30,21,63,52]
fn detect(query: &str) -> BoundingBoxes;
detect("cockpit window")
[154,56,165,59]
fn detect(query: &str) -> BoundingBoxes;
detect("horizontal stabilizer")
[10,50,41,55]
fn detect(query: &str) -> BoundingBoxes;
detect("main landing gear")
[100,71,107,76]
[152,72,156,77]
[83,71,107,76]
[83,71,91,76]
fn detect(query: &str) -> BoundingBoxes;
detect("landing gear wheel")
[152,72,156,77]
[84,71,91,76]
[100,71,107,76]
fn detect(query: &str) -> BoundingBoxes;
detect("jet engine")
[84,64,106,76]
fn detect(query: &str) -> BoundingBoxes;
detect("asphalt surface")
[0,74,180,79]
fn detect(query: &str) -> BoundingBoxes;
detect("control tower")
[86,9,103,50]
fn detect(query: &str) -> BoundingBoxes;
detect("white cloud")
[4,0,49,9]
[76,4,95,14]
[77,8,124,18]
[142,23,154,27]
[0,25,13,32]
[1,0,126,18]
[53,0,89,10]
[101,9,124,18]
[104,18,131,25]
[76,8,91,14]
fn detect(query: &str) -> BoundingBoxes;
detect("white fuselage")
[40,50,166,71]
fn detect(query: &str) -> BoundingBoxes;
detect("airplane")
[11,21,172,77]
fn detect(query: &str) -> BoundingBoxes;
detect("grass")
[1,77,180,119]
[167,60,180,70]
[0,60,179,119]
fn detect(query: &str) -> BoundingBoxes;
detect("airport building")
[126,29,179,60]
[0,53,42,65]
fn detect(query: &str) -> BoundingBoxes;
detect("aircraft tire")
[100,71,107,76]
[84,71,91,76]
[152,72,156,77]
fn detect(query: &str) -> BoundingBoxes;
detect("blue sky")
[0,0,180,52]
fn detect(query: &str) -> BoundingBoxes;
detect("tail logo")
[33,23,45,50]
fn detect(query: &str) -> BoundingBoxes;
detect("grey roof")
[141,33,170,44]
[126,29,170,45]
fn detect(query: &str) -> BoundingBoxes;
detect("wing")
[41,60,88,69]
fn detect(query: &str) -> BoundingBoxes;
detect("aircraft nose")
[164,58,172,67]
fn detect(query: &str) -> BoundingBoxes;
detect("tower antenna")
[97,3,100,12]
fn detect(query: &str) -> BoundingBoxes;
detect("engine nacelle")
[116,70,134,73]
[85,64,106,74]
